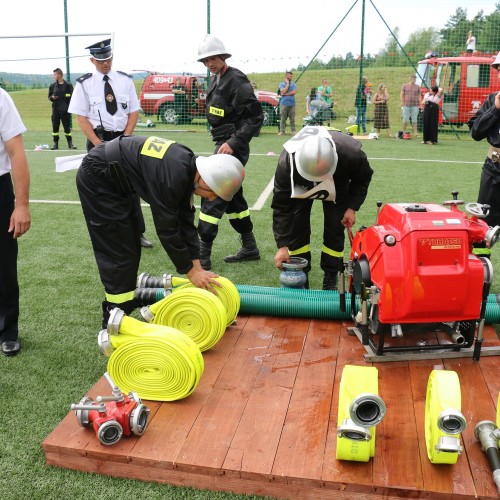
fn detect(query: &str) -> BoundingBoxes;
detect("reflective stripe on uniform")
[105,290,136,303]
[322,245,344,258]
[289,244,310,255]
[226,209,250,220]
[199,212,221,225]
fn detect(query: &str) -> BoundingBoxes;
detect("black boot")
[51,137,59,150]
[200,240,213,271]
[101,299,136,329]
[67,138,77,150]
[224,232,260,263]
[322,272,338,291]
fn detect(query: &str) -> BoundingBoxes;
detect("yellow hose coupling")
[336,365,386,462]
[425,370,467,464]
[136,272,173,289]
[97,307,204,402]
[140,288,227,352]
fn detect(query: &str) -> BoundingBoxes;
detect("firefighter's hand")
[341,208,356,228]
[274,247,290,270]
[495,91,500,110]
[217,142,234,155]
[186,264,221,295]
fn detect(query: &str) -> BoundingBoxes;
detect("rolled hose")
[172,276,240,326]
[141,288,227,352]
[102,314,204,402]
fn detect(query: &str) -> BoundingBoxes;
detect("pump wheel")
[465,202,488,217]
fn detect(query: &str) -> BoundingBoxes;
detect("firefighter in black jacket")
[272,127,373,289]
[196,34,264,270]
[76,135,245,328]
[48,68,77,150]
[468,51,500,259]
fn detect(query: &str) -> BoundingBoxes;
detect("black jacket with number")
[468,92,500,148]
[272,131,374,248]
[48,80,74,111]
[87,136,199,274]
[205,67,263,152]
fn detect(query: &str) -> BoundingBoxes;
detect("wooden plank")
[444,358,499,499]
[222,315,308,479]
[374,362,424,493]
[408,361,476,498]
[174,315,296,472]
[129,319,246,468]
[271,319,341,485]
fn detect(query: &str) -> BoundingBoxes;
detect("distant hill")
[0,71,144,88]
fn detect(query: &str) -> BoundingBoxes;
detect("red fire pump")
[345,193,500,359]
[71,372,150,446]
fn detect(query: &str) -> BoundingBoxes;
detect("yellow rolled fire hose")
[141,288,227,352]
[336,365,386,462]
[173,276,240,326]
[497,392,500,432]
[98,309,204,402]
[425,370,467,464]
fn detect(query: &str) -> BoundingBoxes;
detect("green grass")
[1,129,494,499]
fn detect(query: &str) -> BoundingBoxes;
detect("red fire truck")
[416,51,500,127]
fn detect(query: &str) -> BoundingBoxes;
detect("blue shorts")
[402,106,419,124]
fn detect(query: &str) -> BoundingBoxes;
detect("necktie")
[103,75,117,115]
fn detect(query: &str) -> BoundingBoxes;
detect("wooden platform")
[43,316,500,499]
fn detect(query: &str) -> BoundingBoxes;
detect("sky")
[0,0,497,78]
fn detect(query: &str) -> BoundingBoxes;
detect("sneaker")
[140,234,153,248]
[277,132,285,136]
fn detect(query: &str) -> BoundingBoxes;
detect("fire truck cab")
[416,51,500,127]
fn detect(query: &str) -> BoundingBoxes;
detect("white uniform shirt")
[0,88,27,175]
[68,69,140,132]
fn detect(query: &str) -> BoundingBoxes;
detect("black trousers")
[76,160,141,296]
[51,108,72,135]
[287,199,347,275]
[478,158,500,227]
[87,131,146,235]
[198,140,253,242]
[0,174,19,342]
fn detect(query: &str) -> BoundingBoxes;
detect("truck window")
[465,64,491,88]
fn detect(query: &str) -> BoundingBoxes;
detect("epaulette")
[117,70,133,78]
[76,73,93,84]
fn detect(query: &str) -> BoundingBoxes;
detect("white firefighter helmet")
[195,154,244,201]
[197,34,232,62]
[492,52,500,69]
[295,135,338,182]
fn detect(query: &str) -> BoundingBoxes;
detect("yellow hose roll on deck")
[104,314,204,402]
[336,365,383,462]
[173,276,240,326]
[425,370,466,464]
[146,288,227,352]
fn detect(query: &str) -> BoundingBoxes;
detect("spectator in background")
[400,74,420,137]
[0,88,31,356]
[172,77,188,124]
[69,38,153,249]
[48,68,77,150]
[354,76,369,134]
[305,87,322,120]
[467,51,500,259]
[278,71,297,136]
[466,31,476,54]
[421,85,443,144]
[372,83,393,137]
[318,78,334,125]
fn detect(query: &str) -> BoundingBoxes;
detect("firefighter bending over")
[272,126,374,290]
[76,135,244,328]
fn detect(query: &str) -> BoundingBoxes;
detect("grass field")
[1,127,496,500]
